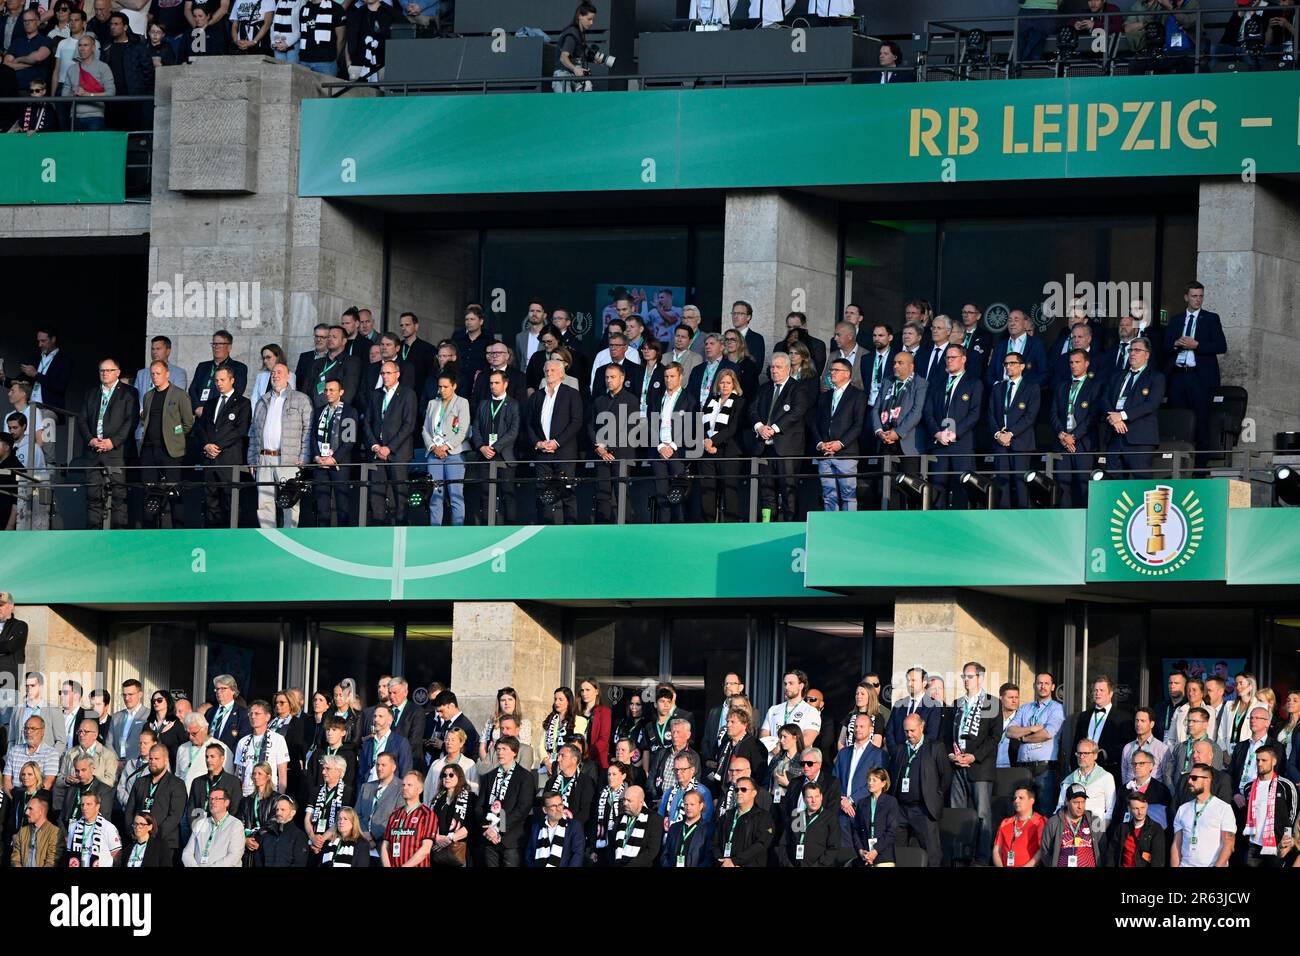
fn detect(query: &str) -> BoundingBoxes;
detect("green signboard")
[804,509,1087,589]
[0,132,126,205]
[1227,510,1300,585]
[1085,479,1228,582]
[0,524,821,605]
[299,72,1300,197]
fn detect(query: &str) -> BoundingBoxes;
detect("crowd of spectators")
[1,623,1296,867]
[0,280,1233,530]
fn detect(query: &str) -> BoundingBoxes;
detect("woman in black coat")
[850,768,900,866]
[270,689,306,806]
[147,691,187,769]
[698,368,746,523]
[117,811,172,867]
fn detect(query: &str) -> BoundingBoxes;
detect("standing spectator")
[850,767,899,866]
[889,712,950,866]
[228,0,272,54]
[0,8,52,105]
[1109,789,1166,868]
[60,34,114,128]
[296,0,341,76]
[422,371,471,527]
[872,351,928,487]
[10,792,63,867]
[1037,782,1106,867]
[309,377,358,527]
[473,368,520,525]
[66,790,121,867]
[268,0,303,62]
[188,329,248,417]
[1163,281,1226,464]
[181,785,243,866]
[924,345,982,510]
[53,9,87,82]
[811,357,864,513]
[124,744,186,859]
[117,812,171,867]
[1017,0,1062,64]
[76,357,138,530]
[150,0,189,54]
[344,0,395,81]
[4,716,59,792]
[100,12,152,130]
[0,593,28,736]
[750,352,811,522]
[132,335,189,441]
[247,362,312,529]
[948,662,999,863]
[381,770,435,867]
[295,325,329,390]
[987,350,1038,509]
[1103,337,1165,480]
[1171,762,1236,867]
[477,736,533,867]
[192,367,251,529]
[138,361,193,529]
[526,358,583,525]
[363,360,418,526]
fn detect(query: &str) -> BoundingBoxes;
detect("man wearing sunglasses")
[1172,762,1236,867]
[714,776,773,867]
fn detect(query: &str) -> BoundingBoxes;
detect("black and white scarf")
[719,783,737,816]
[69,817,107,867]
[704,395,737,439]
[594,784,625,848]
[486,764,515,828]
[613,810,650,862]
[312,780,345,832]
[533,821,567,865]
[842,711,879,749]
[545,770,579,811]
[664,781,703,826]
[324,839,358,867]
[269,715,292,734]
[435,786,471,833]
[955,693,987,750]
[543,713,566,760]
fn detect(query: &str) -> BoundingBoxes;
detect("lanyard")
[204,816,228,858]
[1191,797,1209,838]
[1065,816,1084,843]
[868,796,877,838]
[1067,379,1083,415]
[620,814,637,848]
[319,358,338,383]
[945,374,957,403]
[1089,709,1106,740]
[903,743,921,776]
[489,397,505,422]
[1013,816,1028,842]
[144,778,160,810]
[798,811,821,846]
[727,806,749,845]
[677,821,698,863]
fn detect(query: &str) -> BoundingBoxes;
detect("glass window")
[1078,608,1144,713]
[669,617,748,726]
[842,220,937,324]
[110,622,197,702]
[1158,213,1198,319]
[1147,609,1255,703]
[315,622,399,712]
[1265,615,1300,707]
[205,622,285,706]
[402,621,454,705]
[784,619,866,732]
[573,616,661,708]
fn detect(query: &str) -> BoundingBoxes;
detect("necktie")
[830,388,842,415]
[382,389,393,415]
[945,374,956,406]
[1184,312,1195,337]
[768,382,783,421]
[928,348,940,378]
[1117,344,1127,371]
[907,699,916,716]
[213,394,226,422]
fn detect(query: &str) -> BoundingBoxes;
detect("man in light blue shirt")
[1006,671,1066,812]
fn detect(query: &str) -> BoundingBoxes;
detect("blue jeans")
[949,770,994,862]
[75,115,106,131]
[301,59,337,76]
[817,457,857,511]
[1028,765,1057,815]
[427,452,465,526]
[275,47,300,65]
[1017,9,1057,64]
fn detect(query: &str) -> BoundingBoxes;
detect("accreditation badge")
[1067,853,1078,867]
[200,388,211,402]
[795,844,805,861]
[900,777,911,794]
[488,433,498,445]
[1006,850,1015,867]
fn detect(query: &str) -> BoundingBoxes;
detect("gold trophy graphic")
[1143,485,1172,555]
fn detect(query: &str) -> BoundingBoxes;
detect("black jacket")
[114,838,171,867]
[1067,707,1135,779]
[526,384,584,458]
[889,738,952,821]
[749,377,812,457]
[776,804,841,867]
[0,617,28,688]
[16,349,72,412]
[125,772,187,852]
[362,385,418,462]
[542,769,596,825]
[76,383,139,459]
[101,32,154,94]
[192,392,252,464]
[809,383,865,457]
[256,820,310,867]
[477,764,536,849]
[940,693,1001,784]
[712,804,774,866]
[1107,817,1166,867]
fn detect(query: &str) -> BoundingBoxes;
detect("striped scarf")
[613,810,650,861]
[533,821,567,865]
[1244,775,1279,855]
[594,784,624,848]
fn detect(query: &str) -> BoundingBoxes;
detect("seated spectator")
[1037,783,1107,867]
[877,40,915,83]
[776,780,841,867]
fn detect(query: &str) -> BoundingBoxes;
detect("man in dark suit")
[363,360,418,526]
[188,330,249,417]
[730,300,766,370]
[310,378,359,527]
[295,324,330,395]
[877,40,915,82]
[396,311,437,399]
[193,366,251,528]
[307,326,363,411]
[987,350,1039,509]
[16,327,72,414]
[955,304,993,381]
[473,368,522,525]
[810,358,865,512]
[864,323,900,418]
[359,333,414,416]
[891,712,951,866]
[1103,337,1166,480]
[924,344,983,509]
[125,744,187,859]
[590,334,643,404]
[479,735,536,867]
[750,352,811,521]
[1228,705,1275,800]
[886,668,942,753]
[650,363,700,524]
[774,312,827,377]
[1067,675,1134,785]
[685,335,735,408]
[386,678,424,764]
[76,358,139,529]
[1163,281,1227,462]
[470,342,527,411]
[208,675,252,754]
[946,662,1000,864]
[0,593,28,748]
[1050,349,1104,508]
[834,710,885,847]
[985,310,1048,390]
[526,359,584,525]
[588,363,638,525]
[1048,321,1110,394]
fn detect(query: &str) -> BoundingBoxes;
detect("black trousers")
[203,455,240,528]
[139,444,186,527]
[928,452,974,510]
[85,452,127,529]
[651,454,688,524]
[534,455,576,524]
[993,451,1032,508]
[314,466,355,526]
[698,453,742,522]
[759,453,799,520]
[896,801,943,867]
[475,460,516,525]
[368,460,409,525]
[1108,439,1156,480]
[1057,447,1095,509]
[482,842,522,867]
[1167,369,1211,465]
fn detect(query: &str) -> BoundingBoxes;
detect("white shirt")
[747,0,795,26]
[1174,795,1236,867]
[847,740,870,788]
[1086,703,1112,743]
[234,730,290,795]
[659,388,682,448]
[760,698,821,752]
[261,388,287,452]
[176,738,234,789]
[589,347,641,387]
[1056,767,1117,831]
[806,0,852,13]
[540,385,559,440]
[524,331,542,367]
[1246,776,1275,847]
[1177,309,1200,367]
[66,816,121,868]
[689,0,730,23]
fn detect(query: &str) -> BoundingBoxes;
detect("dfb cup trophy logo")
[1108,483,1204,576]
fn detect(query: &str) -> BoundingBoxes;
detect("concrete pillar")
[449,602,564,755]
[891,591,1037,700]
[13,605,99,696]
[722,190,840,360]
[1196,178,1300,453]
[148,57,384,376]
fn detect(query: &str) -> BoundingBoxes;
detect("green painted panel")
[1084,479,1228,582]
[0,524,820,605]
[0,132,126,205]
[804,510,1086,588]
[1228,510,1300,585]
[299,73,1300,197]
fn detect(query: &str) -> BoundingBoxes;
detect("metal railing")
[3,445,1287,532]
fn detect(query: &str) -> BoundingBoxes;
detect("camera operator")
[553,2,611,93]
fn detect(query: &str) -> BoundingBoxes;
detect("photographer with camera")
[553,2,613,93]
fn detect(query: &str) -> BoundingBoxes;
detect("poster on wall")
[595,283,688,344]
[1160,657,1246,701]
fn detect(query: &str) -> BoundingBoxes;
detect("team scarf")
[435,786,471,833]
[546,770,579,813]
[325,839,358,867]
[533,820,568,865]
[69,817,107,867]
[269,715,292,734]
[955,693,985,750]
[1244,774,1279,855]
[543,713,567,759]
[842,711,879,749]
[719,783,737,816]
[594,784,625,848]
[238,731,274,770]
[486,764,516,828]
[613,810,650,861]
[664,781,702,826]
[312,779,345,832]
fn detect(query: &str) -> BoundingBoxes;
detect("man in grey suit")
[357,751,403,860]
[7,671,66,754]
[872,351,929,508]
[667,325,702,382]
[248,362,314,529]
[109,678,149,765]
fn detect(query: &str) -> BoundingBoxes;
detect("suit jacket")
[208,705,252,755]
[22,348,72,412]
[108,706,150,761]
[956,326,993,380]
[477,763,536,848]
[778,770,842,830]
[944,693,1000,783]
[307,353,363,410]
[1103,364,1166,447]
[474,394,522,463]
[591,360,643,402]
[309,401,359,465]
[10,821,63,867]
[833,742,885,842]
[188,359,249,407]
[1049,347,1110,394]
[879,67,916,83]
[774,334,827,376]
[667,349,702,383]
[526,818,586,867]
[359,358,414,414]
[810,383,865,457]
[1163,309,1226,387]
[685,358,736,407]
[871,375,928,455]
[356,777,404,846]
[125,771,187,851]
[76,382,139,458]
[652,388,700,459]
[389,701,424,766]
[248,387,314,466]
[295,350,325,394]
[356,733,414,785]
[986,334,1049,389]
[470,364,528,412]
[776,802,841,866]
[660,816,714,867]
[750,377,812,457]
[885,699,941,753]
[113,836,171,867]
[363,385,419,462]
[850,791,900,863]
[1229,736,1276,794]
[987,378,1040,451]
[923,372,983,453]
[526,384,584,458]
[0,617,28,686]
[1049,374,1104,451]
[397,338,437,398]
[1068,707,1135,778]
[192,391,252,464]
[741,328,766,370]
[139,385,195,459]
[588,389,639,457]
[62,778,115,824]
[889,738,951,821]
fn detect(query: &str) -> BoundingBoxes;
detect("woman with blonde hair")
[321,805,372,867]
[480,687,532,767]
[699,366,746,522]
[331,680,362,746]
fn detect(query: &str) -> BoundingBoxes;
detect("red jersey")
[994,813,1045,867]
[383,803,437,867]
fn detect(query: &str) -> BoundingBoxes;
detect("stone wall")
[892,591,1038,697]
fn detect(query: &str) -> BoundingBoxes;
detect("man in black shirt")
[138,362,194,528]
[345,0,398,81]
[298,0,344,75]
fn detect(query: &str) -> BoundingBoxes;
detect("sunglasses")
[800,760,818,767]
[804,697,820,704]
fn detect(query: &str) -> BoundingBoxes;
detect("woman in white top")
[268,0,304,63]
[421,371,472,527]
[422,727,479,802]
[479,687,533,767]
[45,0,74,39]
[252,343,296,402]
